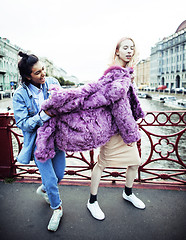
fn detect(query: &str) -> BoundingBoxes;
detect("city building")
[40,57,54,77]
[53,66,67,79]
[135,57,150,88]
[0,38,79,97]
[40,57,79,85]
[150,20,186,90]
[0,38,19,93]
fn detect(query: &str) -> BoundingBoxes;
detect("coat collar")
[103,65,133,76]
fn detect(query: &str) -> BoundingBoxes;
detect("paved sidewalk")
[0,181,185,240]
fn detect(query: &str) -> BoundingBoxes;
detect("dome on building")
[175,20,186,33]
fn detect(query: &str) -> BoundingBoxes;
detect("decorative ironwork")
[137,111,186,185]
[0,111,185,186]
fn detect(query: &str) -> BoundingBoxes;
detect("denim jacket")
[13,77,60,164]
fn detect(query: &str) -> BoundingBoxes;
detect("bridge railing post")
[0,113,16,178]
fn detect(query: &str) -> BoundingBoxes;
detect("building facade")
[53,66,67,79]
[0,38,19,92]
[150,21,186,89]
[41,57,79,84]
[0,38,79,95]
[135,58,150,87]
[40,57,54,77]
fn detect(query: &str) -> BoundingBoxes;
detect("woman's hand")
[44,110,55,117]
[127,142,135,147]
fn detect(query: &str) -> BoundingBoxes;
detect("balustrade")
[0,111,185,187]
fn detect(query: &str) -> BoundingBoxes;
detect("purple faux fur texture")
[35,66,145,162]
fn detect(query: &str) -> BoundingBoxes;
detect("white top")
[28,83,50,122]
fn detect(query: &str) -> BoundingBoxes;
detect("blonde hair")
[110,37,139,68]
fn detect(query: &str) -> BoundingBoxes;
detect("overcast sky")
[0,0,185,82]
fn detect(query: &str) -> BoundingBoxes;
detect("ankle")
[89,194,97,204]
[125,186,132,196]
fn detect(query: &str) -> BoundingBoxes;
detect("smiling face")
[27,61,46,88]
[116,39,135,67]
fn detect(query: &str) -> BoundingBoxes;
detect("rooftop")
[175,20,186,33]
[0,181,185,240]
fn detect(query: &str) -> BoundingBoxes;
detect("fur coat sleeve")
[35,66,145,162]
[40,66,131,114]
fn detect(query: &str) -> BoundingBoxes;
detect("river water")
[0,94,185,174]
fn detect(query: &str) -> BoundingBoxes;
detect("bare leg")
[125,165,139,188]
[123,165,145,209]
[87,163,106,220]
[90,163,105,195]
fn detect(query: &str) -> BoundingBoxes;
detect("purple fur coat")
[35,66,145,162]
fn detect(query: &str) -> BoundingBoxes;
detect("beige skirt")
[97,134,141,168]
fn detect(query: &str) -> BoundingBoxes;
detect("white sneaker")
[36,185,50,204]
[122,191,145,209]
[87,200,105,220]
[48,207,63,232]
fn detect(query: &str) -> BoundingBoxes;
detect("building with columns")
[0,38,79,97]
[0,38,19,93]
[135,57,150,87]
[150,20,186,90]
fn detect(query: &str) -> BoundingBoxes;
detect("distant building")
[53,66,67,79]
[0,38,79,94]
[150,20,186,89]
[135,58,150,87]
[40,57,79,85]
[0,37,19,92]
[63,74,79,85]
[40,57,54,77]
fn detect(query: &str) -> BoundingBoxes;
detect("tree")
[54,76,75,86]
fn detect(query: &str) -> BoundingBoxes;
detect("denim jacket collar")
[21,82,48,100]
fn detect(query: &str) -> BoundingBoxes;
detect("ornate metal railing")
[0,111,185,187]
[137,111,185,185]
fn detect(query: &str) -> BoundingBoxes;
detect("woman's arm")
[13,91,44,132]
[111,98,141,144]
[41,68,132,114]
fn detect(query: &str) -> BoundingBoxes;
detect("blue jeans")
[34,149,66,210]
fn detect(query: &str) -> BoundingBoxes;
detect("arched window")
[161,77,165,85]
[175,75,180,88]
